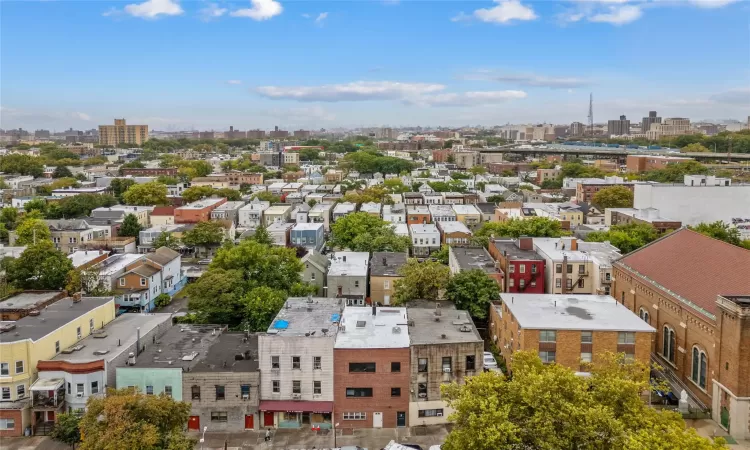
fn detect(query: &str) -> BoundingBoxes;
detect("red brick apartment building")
[120,167,178,177]
[174,197,226,224]
[334,307,410,429]
[406,205,431,225]
[613,229,750,439]
[488,237,546,294]
[626,155,692,173]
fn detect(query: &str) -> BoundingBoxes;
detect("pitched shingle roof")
[616,228,750,318]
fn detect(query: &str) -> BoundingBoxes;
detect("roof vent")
[459,325,472,333]
[93,350,110,356]
[392,326,402,334]
[356,320,366,328]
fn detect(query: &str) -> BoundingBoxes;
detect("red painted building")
[489,237,546,293]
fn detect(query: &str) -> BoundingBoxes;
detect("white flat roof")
[68,250,109,268]
[439,221,471,234]
[452,204,480,215]
[334,306,409,349]
[292,223,324,231]
[409,223,439,235]
[391,223,409,236]
[500,294,656,332]
[328,252,369,276]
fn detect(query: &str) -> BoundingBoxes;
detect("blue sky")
[1,0,748,131]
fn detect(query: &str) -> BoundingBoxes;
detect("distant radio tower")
[587,93,594,137]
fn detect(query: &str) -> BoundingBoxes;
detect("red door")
[47,411,55,422]
[188,416,200,431]
[263,412,275,427]
[244,414,254,429]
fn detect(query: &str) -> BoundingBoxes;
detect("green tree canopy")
[681,143,710,153]
[0,154,44,177]
[445,269,500,319]
[1,207,19,230]
[591,185,634,210]
[182,221,226,247]
[52,165,74,178]
[474,217,566,247]
[330,212,407,251]
[441,351,726,450]
[241,286,287,332]
[45,194,117,219]
[393,259,451,304]
[79,388,193,450]
[251,191,281,203]
[14,217,52,245]
[119,214,143,239]
[6,241,74,290]
[50,413,81,447]
[689,221,742,246]
[110,178,136,203]
[122,181,168,206]
[640,161,708,183]
[152,231,181,250]
[586,222,661,254]
[180,185,216,203]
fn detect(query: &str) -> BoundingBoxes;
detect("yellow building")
[98,119,149,146]
[0,296,115,436]
[452,204,482,228]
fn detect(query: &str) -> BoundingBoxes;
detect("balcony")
[30,378,66,410]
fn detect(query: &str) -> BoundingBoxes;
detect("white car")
[483,352,498,370]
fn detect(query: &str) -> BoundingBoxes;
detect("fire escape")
[517,267,539,292]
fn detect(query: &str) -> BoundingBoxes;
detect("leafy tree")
[469,166,487,175]
[214,188,242,201]
[451,172,471,180]
[430,245,449,264]
[79,388,194,450]
[119,214,142,239]
[122,182,168,206]
[50,413,81,448]
[591,185,634,210]
[45,194,117,219]
[383,178,410,194]
[586,223,660,254]
[182,221,225,247]
[181,185,215,203]
[152,231,181,250]
[66,264,109,296]
[445,269,500,319]
[351,227,411,253]
[560,161,605,179]
[0,154,44,177]
[119,160,145,171]
[52,165,74,178]
[393,259,451,304]
[186,269,246,325]
[441,351,726,450]
[23,198,48,215]
[641,161,708,183]
[251,191,281,203]
[681,143,710,153]
[14,217,51,245]
[248,224,273,246]
[689,221,742,246]
[6,241,73,290]
[37,177,79,195]
[240,286,287,331]
[486,194,505,203]
[0,207,19,229]
[155,175,179,185]
[540,179,563,189]
[0,223,8,242]
[154,293,172,309]
[330,212,388,249]
[307,199,318,208]
[110,178,136,203]
[474,217,565,247]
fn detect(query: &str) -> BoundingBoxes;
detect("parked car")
[483,351,498,370]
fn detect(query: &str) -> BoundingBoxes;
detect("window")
[539,330,556,343]
[618,332,635,345]
[508,264,515,274]
[349,362,376,373]
[272,380,280,393]
[89,318,94,332]
[581,352,592,363]
[691,347,708,389]
[581,331,592,344]
[539,351,556,363]
[354,280,360,288]
[442,357,452,372]
[578,265,586,275]
[1,388,9,400]
[292,380,301,394]
[418,409,444,418]
[140,278,146,287]
[313,356,322,370]
[67,382,71,394]
[292,356,301,369]
[519,264,525,274]
[531,264,537,274]
[16,384,25,399]
[639,308,650,323]
[313,381,322,395]
[0,363,8,376]
[663,326,676,363]
[383,280,390,289]
[555,278,562,288]
[566,279,573,290]
[577,279,584,288]
[555,264,562,273]
[191,385,201,400]
[91,382,99,395]
[343,412,366,420]
[211,412,228,422]
[271,356,280,369]
[345,388,373,398]
[15,361,24,374]
[119,278,126,287]
[417,383,427,396]
[311,272,316,280]
[215,385,225,400]
[519,279,525,289]
[391,387,401,397]
[466,355,476,371]
[418,358,428,373]
[55,341,60,353]
[567,264,573,274]
[509,278,514,288]
[76,327,82,340]
[146,385,154,395]
[391,362,401,373]
[0,418,15,430]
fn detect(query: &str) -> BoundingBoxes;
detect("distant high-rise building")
[607,115,630,136]
[98,119,149,146]
[378,127,395,139]
[269,126,289,138]
[553,126,568,138]
[225,126,246,139]
[641,111,662,134]
[34,129,50,139]
[570,122,585,136]
[247,129,266,139]
[199,131,215,139]
[646,118,693,141]
[293,129,311,139]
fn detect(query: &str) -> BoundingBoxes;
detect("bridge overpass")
[479,145,750,162]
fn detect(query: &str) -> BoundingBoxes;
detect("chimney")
[372,304,377,316]
[517,236,533,251]
[127,352,136,366]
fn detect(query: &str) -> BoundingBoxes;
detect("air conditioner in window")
[443,368,452,373]
[418,393,427,398]
[292,393,302,400]
[436,412,443,417]
[76,393,84,398]
[242,394,249,400]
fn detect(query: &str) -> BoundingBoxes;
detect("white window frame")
[343,412,366,420]
[15,360,24,374]
[0,363,8,376]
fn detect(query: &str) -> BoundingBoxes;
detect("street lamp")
[334,422,340,448]
[200,426,208,450]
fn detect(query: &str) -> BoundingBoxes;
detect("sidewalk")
[192,425,450,450]
[687,419,750,450]
[0,436,71,450]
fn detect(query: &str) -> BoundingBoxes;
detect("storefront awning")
[259,400,333,413]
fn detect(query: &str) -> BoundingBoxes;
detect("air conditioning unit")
[436,412,443,417]
[242,394,249,400]
[292,393,302,399]
[418,393,427,398]
[76,393,84,398]
[443,368,452,373]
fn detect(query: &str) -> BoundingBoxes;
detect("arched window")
[662,326,675,363]
[639,308,650,324]
[691,346,707,389]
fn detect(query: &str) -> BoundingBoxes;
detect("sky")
[1,0,749,131]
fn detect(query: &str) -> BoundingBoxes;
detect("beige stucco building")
[98,119,149,146]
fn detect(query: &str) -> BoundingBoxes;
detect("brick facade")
[0,409,25,437]
[182,371,260,432]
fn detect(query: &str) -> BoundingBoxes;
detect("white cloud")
[473,0,537,24]
[264,106,337,122]
[416,90,527,107]
[315,12,328,25]
[226,80,242,85]
[464,70,592,89]
[256,81,446,102]
[123,0,183,18]
[200,3,227,20]
[688,0,740,8]
[709,88,750,106]
[589,5,642,24]
[301,13,311,18]
[451,12,472,22]
[231,0,282,21]
[74,112,92,121]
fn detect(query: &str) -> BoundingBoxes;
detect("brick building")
[406,205,430,225]
[613,229,750,439]
[605,208,682,234]
[334,307,410,429]
[626,155,692,173]
[120,168,178,177]
[174,198,227,224]
[489,293,655,374]
[489,237,546,294]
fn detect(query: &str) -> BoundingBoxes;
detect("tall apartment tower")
[641,111,662,135]
[570,122,585,136]
[98,119,149,146]
[607,115,631,136]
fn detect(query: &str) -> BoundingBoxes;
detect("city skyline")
[1,0,748,130]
